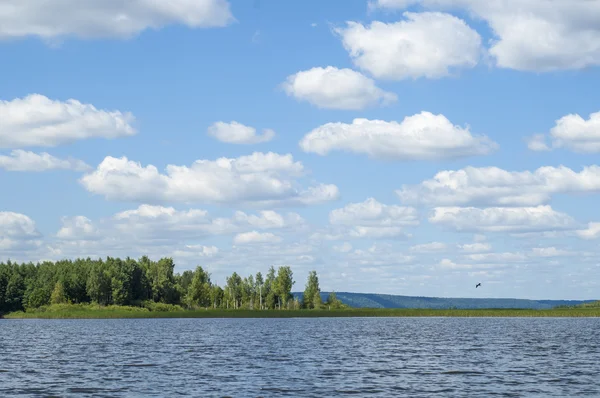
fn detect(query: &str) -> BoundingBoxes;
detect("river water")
[0,317,599,397]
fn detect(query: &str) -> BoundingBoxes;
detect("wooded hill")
[293,292,596,310]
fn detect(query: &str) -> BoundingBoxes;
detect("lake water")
[0,317,599,397]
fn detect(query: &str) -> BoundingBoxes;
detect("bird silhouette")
[476,283,481,288]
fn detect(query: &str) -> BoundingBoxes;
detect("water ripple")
[0,317,599,397]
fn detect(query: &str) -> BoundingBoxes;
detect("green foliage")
[302,270,321,309]
[50,281,67,304]
[326,291,346,309]
[186,266,211,308]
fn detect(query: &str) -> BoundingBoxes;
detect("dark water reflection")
[0,317,599,397]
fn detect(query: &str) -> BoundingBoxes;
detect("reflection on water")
[0,317,599,397]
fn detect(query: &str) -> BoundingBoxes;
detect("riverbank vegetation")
[0,256,345,317]
[2,256,598,319]
[4,305,600,319]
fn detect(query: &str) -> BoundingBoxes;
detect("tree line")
[0,256,345,314]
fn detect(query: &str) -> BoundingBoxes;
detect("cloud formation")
[0,0,234,40]
[529,111,600,153]
[208,121,275,144]
[429,206,577,233]
[0,94,136,148]
[398,165,600,207]
[300,112,497,160]
[282,66,397,110]
[371,0,600,72]
[80,153,339,207]
[0,150,90,172]
[335,12,482,79]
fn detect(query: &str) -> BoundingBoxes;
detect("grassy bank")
[3,304,600,319]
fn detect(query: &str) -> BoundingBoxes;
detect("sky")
[1,0,600,300]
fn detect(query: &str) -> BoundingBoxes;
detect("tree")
[326,291,345,309]
[302,270,321,309]
[187,266,211,308]
[50,281,67,304]
[275,266,294,310]
[87,261,111,305]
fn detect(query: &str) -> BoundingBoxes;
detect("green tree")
[50,280,67,304]
[302,270,321,309]
[326,291,344,309]
[275,266,294,309]
[187,266,211,308]
[87,261,111,305]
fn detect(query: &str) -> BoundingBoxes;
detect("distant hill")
[292,292,596,310]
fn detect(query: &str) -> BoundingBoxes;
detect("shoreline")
[4,307,600,319]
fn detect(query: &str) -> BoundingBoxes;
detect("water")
[0,317,599,397]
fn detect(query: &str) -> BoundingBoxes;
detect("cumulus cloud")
[526,134,551,152]
[173,245,219,259]
[0,0,234,40]
[0,94,136,149]
[409,242,447,252]
[458,243,491,253]
[429,206,577,233]
[576,223,600,240]
[398,165,600,207]
[80,153,339,207]
[329,197,418,239]
[233,231,282,245]
[529,111,600,153]
[0,150,90,172]
[335,12,482,80]
[111,205,304,241]
[281,66,397,110]
[530,247,572,257]
[372,0,600,72]
[56,216,100,240]
[207,121,275,144]
[0,212,42,251]
[300,112,497,160]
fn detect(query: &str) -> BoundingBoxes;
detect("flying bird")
[476,283,481,288]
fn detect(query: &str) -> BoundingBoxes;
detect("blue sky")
[2,0,600,299]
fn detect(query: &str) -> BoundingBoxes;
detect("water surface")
[1,317,598,397]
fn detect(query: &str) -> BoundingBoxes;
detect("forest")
[0,256,345,315]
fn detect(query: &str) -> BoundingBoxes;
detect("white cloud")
[0,150,90,172]
[0,212,42,251]
[473,234,487,242]
[281,66,397,110]
[463,252,526,263]
[398,165,600,207]
[112,205,304,240]
[530,111,600,153]
[458,243,491,253]
[207,121,275,144]
[233,231,282,245]
[330,198,419,227]
[429,206,577,233]
[335,12,482,80]
[0,94,136,149]
[410,242,447,252]
[527,134,551,152]
[80,153,339,207]
[372,0,600,72]
[333,242,353,253]
[0,212,41,239]
[173,245,219,258]
[530,247,572,257]
[300,112,497,160]
[576,223,600,240]
[56,216,100,240]
[438,258,511,271]
[0,0,234,40]
[329,198,418,239]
